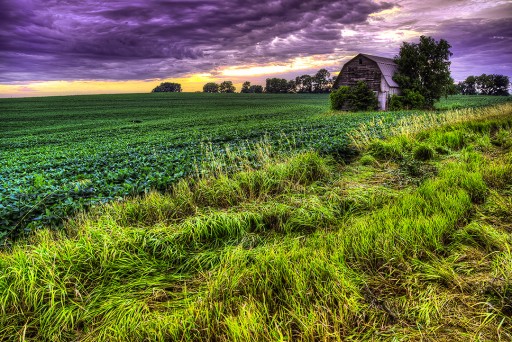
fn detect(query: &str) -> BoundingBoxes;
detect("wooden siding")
[335,55,381,91]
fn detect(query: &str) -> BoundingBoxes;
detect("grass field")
[1,94,511,241]
[1,101,511,340]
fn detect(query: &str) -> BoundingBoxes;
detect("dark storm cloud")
[1,0,511,84]
[0,0,393,82]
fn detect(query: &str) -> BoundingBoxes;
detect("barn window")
[359,58,363,65]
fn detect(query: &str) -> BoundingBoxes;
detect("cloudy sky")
[0,0,511,97]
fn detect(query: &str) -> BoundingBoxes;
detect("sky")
[0,0,511,97]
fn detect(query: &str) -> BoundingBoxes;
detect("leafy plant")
[330,81,378,111]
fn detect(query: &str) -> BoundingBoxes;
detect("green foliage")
[457,75,478,95]
[435,95,512,110]
[330,81,378,111]
[458,74,510,96]
[248,85,263,93]
[265,69,332,94]
[219,81,236,93]
[368,140,404,160]
[240,81,251,94]
[389,94,404,111]
[240,82,263,93]
[203,82,219,93]
[295,74,313,93]
[390,90,426,110]
[313,68,332,93]
[330,86,351,110]
[394,35,453,108]
[403,89,426,109]
[264,78,290,93]
[350,81,379,111]
[240,81,251,93]
[151,82,182,93]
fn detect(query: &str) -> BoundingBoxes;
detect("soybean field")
[1,93,510,240]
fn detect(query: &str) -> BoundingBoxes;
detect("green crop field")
[1,93,510,241]
[1,99,511,341]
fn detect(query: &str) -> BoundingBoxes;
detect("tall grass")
[349,102,512,149]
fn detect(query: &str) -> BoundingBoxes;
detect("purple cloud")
[0,0,511,85]
[0,0,393,82]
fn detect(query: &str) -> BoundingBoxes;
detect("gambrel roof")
[359,53,399,88]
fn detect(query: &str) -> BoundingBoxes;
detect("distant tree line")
[203,81,236,93]
[199,68,334,94]
[456,74,509,96]
[264,69,334,94]
[240,82,263,93]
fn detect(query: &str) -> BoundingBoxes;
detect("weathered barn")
[332,53,400,110]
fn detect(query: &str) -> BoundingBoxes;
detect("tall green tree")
[219,81,236,93]
[240,81,251,93]
[287,79,297,93]
[295,75,313,93]
[248,85,263,93]
[476,74,494,95]
[458,74,509,96]
[265,78,289,93]
[477,74,509,95]
[457,75,478,95]
[489,74,510,96]
[313,69,332,93]
[393,36,453,108]
[203,82,219,93]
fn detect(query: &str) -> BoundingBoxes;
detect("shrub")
[403,90,426,109]
[330,81,379,111]
[388,90,426,110]
[330,86,351,110]
[389,94,404,110]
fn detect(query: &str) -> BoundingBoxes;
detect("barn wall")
[389,87,401,95]
[378,76,390,110]
[378,92,387,111]
[336,55,382,92]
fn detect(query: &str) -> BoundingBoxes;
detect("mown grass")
[1,103,512,340]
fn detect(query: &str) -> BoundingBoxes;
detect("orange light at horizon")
[0,57,346,98]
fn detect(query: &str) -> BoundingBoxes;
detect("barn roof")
[360,53,399,88]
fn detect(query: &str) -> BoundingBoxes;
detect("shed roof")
[360,53,399,88]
